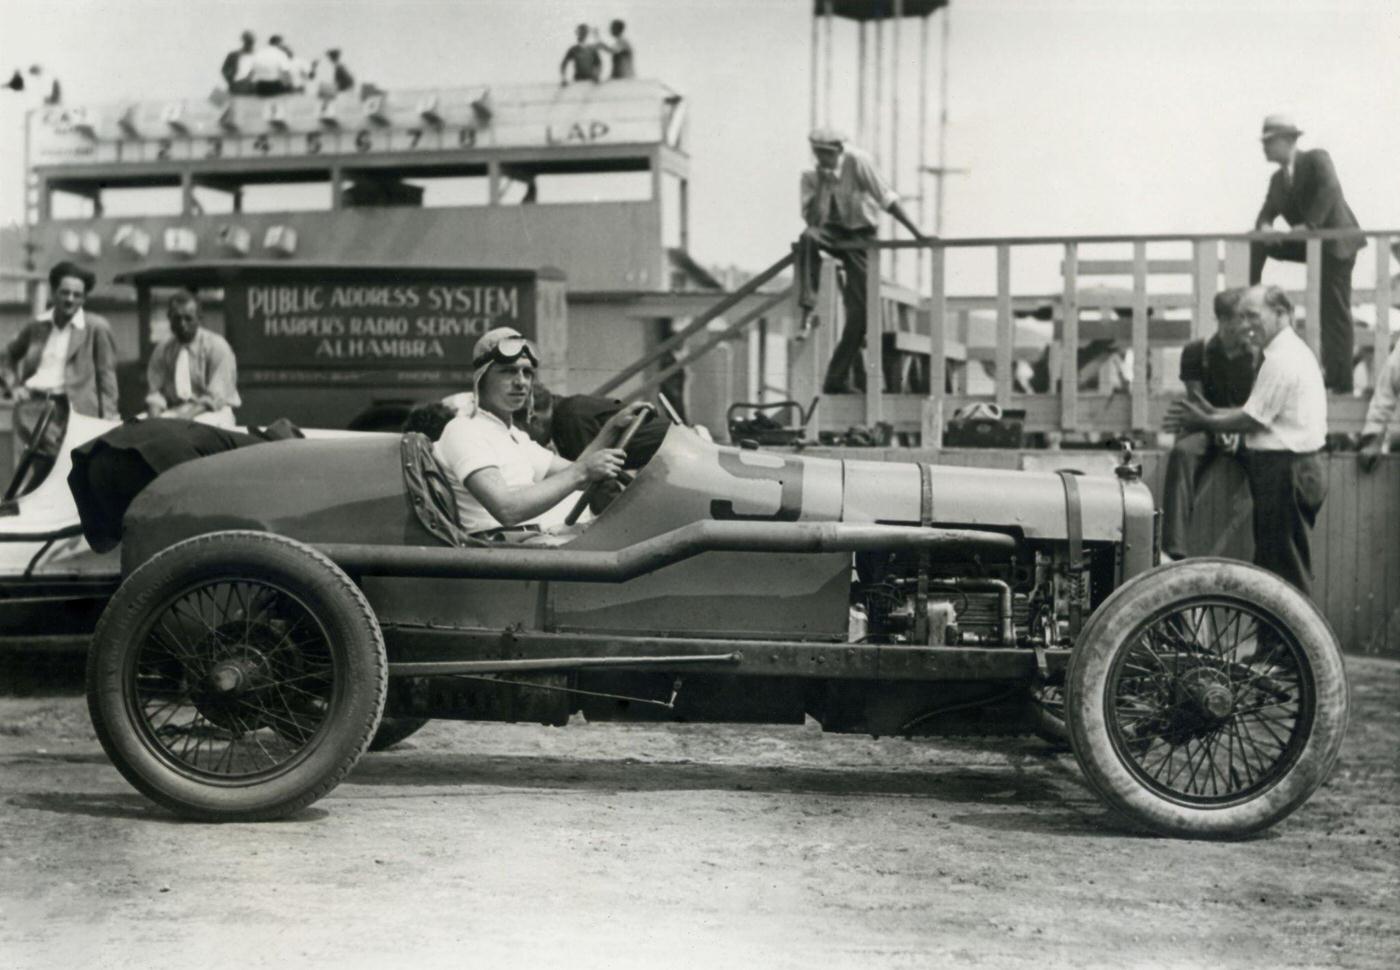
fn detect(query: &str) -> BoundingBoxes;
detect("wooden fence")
[788,228,1398,444]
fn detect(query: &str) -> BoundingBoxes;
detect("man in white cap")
[1249,113,1364,393]
[798,128,928,395]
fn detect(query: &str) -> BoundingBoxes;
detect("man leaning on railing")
[1248,113,1364,393]
[796,128,928,395]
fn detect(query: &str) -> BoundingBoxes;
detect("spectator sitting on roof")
[324,48,355,96]
[221,30,256,95]
[247,35,293,96]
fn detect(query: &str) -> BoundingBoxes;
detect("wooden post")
[1191,238,1217,340]
[1131,241,1149,432]
[1304,237,1324,358]
[995,243,1012,410]
[1060,242,1079,432]
[179,171,195,216]
[923,245,947,449]
[788,279,818,407]
[1222,240,1251,287]
[865,239,884,424]
[329,165,343,210]
[1376,234,1393,362]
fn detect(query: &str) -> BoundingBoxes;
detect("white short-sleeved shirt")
[1241,325,1328,453]
[435,410,558,532]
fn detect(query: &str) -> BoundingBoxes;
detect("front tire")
[1066,558,1348,838]
[87,531,386,821]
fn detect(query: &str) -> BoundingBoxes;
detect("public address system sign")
[230,279,528,370]
[206,265,568,418]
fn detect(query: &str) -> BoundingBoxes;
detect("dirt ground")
[0,656,1396,970]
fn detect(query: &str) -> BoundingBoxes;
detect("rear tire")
[87,530,386,822]
[1066,558,1348,838]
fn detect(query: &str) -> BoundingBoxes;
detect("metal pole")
[917,13,929,289]
[936,4,951,236]
[874,16,885,279]
[856,20,867,146]
[823,0,834,127]
[809,5,819,131]
[874,16,884,169]
[892,0,903,284]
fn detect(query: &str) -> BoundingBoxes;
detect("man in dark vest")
[1249,113,1364,392]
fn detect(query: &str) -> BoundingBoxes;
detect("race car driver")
[434,327,648,533]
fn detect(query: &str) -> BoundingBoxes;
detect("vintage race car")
[80,413,1349,837]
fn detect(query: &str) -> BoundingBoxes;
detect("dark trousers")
[1162,432,1238,559]
[1242,450,1327,598]
[1249,241,1355,392]
[797,226,875,393]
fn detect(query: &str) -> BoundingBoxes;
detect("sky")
[1,0,1398,290]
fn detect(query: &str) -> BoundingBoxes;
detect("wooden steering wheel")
[563,404,655,526]
[4,398,59,502]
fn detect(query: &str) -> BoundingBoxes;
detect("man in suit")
[4,260,118,418]
[1249,113,1364,392]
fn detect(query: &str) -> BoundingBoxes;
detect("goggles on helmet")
[473,334,539,369]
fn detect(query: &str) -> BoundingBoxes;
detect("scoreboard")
[30,80,686,168]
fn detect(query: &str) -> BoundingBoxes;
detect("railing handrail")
[590,249,796,397]
[822,227,1400,250]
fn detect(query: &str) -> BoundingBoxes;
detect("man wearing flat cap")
[799,128,928,394]
[4,261,118,418]
[1249,113,1364,393]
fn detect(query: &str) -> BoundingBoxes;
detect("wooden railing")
[793,228,1397,446]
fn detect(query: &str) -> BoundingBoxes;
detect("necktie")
[174,347,193,401]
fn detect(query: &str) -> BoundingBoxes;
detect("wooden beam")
[924,246,947,449]
[1376,234,1393,361]
[1060,242,1079,431]
[1068,258,1226,277]
[1131,241,1149,432]
[865,238,884,424]
[1191,239,1217,340]
[995,243,1012,409]
[1304,237,1324,358]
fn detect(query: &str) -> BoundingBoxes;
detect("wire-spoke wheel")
[88,531,386,821]
[1067,558,1348,839]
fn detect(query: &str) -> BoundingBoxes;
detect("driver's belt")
[1056,470,1085,638]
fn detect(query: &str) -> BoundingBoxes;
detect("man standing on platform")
[145,291,240,427]
[1160,287,1257,560]
[797,128,928,395]
[1166,285,1328,598]
[1249,113,1364,393]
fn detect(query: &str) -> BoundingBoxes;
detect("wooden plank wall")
[1133,450,1400,661]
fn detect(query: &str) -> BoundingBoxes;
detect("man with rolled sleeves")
[1166,285,1328,597]
[3,260,118,418]
[145,291,240,427]
[1249,113,1364,392]
[797,128,928,394]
